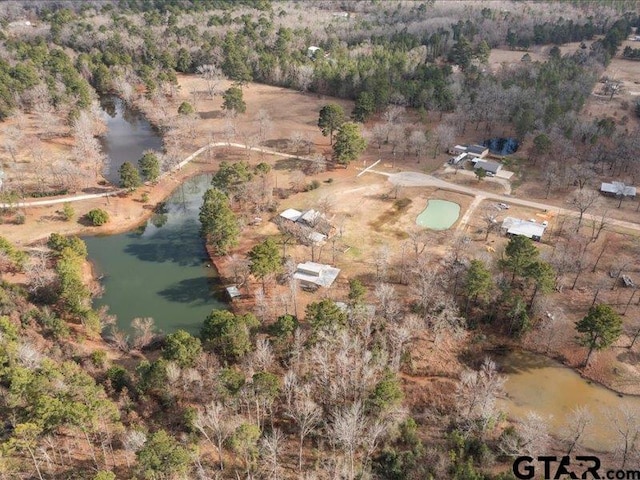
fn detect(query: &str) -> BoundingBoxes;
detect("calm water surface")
[416,199,460,230]
[99,95,163,185]
[498,350,640,452]
[84,175,225,334]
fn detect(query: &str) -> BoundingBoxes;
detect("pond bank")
[497,348,640,452]
[84,174,226,334]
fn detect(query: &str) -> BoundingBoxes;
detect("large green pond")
[84,174,226,334]
[416,199,460,230]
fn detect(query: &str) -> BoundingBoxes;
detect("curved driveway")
[0,142,319,209]
[3,144,640,235]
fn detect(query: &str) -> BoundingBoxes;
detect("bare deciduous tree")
[122,430,146,468]
[371,123,390,150]
[193,401,240,471]
[374,283,402,322]
[328,401,366,480]
[286,384,322,472]
[606,405,640,469]
[456,357,505,435]
[569,189,598,231]
[130,317,156,350]
[560,405,593,455]
[500,411,551,458]
[289,170,306,193]
[196,64,224,98]
[259,428,284,480]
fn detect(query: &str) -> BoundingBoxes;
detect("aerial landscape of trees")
[2,0,640,478]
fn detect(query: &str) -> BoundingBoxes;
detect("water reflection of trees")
[99,95,117,118]
[158,277,215,305]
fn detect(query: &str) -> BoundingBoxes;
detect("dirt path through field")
[374,170,640,234]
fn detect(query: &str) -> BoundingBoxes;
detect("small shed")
[473,159,502,175]
[225,285,241,300]
[502,217,547,241]
[622,275,636,288]
[600,182,636,198]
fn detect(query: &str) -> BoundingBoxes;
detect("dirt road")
[0,142,321,209]
[4,142,640,237]
[382,171,640,234]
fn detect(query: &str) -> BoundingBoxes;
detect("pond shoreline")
[493,345,640,399]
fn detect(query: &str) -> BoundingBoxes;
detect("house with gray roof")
[473,159,502,175]
[501,217,547,241]
[600,182,636,198]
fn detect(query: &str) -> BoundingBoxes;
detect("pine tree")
[318,104,345,144]
[248,238,281,290]
[499,236,539,285]
[118,161,142,190]
[199,188,240,255]
[333,122,367,165]
[138,152,160,182]
[575,304,622,367]
[222,86,246,114]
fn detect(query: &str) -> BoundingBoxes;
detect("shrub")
[394,198,411,209]
[177,101,194,115]
[62,203,74,221]
[141,192,150,203]
[90,349,108,368]
[86,209,109,226]
[14,214,25,224]
[306,180,321,191]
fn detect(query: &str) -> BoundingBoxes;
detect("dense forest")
[2,1,640,479]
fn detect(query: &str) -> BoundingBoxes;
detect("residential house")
[465,144,489,158]
[600,182,636,198]
[293,261,341,289]
[473,159,502,175]
[276,208,334,245]
[501,217,547,241]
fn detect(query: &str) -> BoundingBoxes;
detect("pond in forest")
[84,174,226,334]
[497,350,640,452]
[416,199,460,230]
[483,137,519,155]
[98,95,163,185]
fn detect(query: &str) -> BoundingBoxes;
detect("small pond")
[84,174,226,334]
[416,199,460,230]
[99,95,163,185]
[483,137,519,155]
[498,350,640,452]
